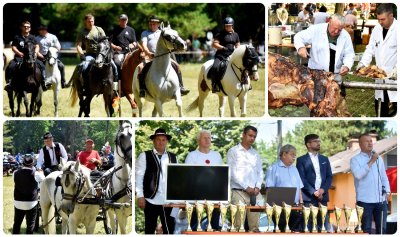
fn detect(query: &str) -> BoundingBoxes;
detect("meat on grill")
[268,52,348,117]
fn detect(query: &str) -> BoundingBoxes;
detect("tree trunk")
[335,3,346,14]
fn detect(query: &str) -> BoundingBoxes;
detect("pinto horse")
[7,40,43,117]
[120,48,142,116]
[70,37,115,117]
[187,45,259,117]
[132,23,187,117]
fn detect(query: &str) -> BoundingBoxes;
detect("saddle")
[207,59,228,93]
[138,61,153,92]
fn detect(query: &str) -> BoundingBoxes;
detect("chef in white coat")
[357,3,397,117]
[294,13,355,75]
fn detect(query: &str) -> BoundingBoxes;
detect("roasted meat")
[355,65,387,78]
[268,53,348,117]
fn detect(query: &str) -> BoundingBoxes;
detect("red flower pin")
[205,159,210,164]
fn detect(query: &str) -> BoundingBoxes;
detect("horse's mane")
[63,161,92,180]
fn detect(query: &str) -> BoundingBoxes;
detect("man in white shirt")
[356,3,397,117]
[312,5,330,24]
[294,13,355,75]
[135,128,177,234]
[227,125,264,232]
[36,132,68,176]
[185,130,223,231]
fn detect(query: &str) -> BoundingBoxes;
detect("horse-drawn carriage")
[37,122,132,234]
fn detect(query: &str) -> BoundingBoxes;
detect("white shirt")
[141,29,161,54]
[35,32,61,55]
[227,143,264,190]
[185,150,223,165]
[36,142,68,169]
[313,12,330,24]
[308,152,322,190]
[344,13,358,27]
[298,11,310,22]
[294,22,355,73]
[135,148,176,205]
[360,19,397,102]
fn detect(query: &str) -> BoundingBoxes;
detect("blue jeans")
[357,201,387,234]
[82,55,95,71]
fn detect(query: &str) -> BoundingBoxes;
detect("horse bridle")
[115,124,132,165]
[62,168,86,203]
[155,30,181,58]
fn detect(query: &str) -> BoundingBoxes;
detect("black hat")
[43,132,53,139]
[148,15,160,23]
[119,14,128,20]
[38,24,48,31]
[23,156,34,167]
[149,128,172,140]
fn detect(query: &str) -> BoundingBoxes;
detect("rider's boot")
[58,60,67,88]
[172,62,190,96]
[138,72,146,97]
[111,60,119,86]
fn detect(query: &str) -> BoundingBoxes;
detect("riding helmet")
[223,17,234,25]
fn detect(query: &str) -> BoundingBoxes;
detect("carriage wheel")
[102,206,112,234]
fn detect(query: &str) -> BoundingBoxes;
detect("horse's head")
[46,47,59,66]
[115,121,132,168]
[160,23,187,52]
[23,40,37,68]
[93,37,112,68]
[60,161,91,214]
[242,45,260,81]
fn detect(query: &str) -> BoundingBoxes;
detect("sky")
[252,119,397,144]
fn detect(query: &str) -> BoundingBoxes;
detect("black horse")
[7,40,43,117]
[70,37,115,117]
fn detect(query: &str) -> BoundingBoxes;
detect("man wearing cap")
[77,139,102,171]
[137,15,190,97]
[111,14,137,81]
[12,155,44,234]
[209,17,240,93]
[136,128,177,234]
[36,132,68,177]
[75,13,119,89]
[4,21,47,92]
[35,24,67,88]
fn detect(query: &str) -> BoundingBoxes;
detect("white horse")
[132,23,187,117]
[60,161,99,234]
[44,47,62,116]
[187,45,260,117]
[106,121,132,234]
[40,170,69,234]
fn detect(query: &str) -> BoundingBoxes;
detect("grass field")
[2,175,132,234]
[3,61,265,118]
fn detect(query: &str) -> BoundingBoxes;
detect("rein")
[62,169,86,203]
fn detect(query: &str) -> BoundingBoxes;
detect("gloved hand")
[355,62,365,72]
[79,54,86,61]
[389,67,397,80]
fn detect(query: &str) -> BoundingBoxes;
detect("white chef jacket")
[359,19,397,102]
[294,22,355,74]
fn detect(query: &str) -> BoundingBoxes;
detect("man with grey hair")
[265,144,303,232]
[294,13,355,75]
[184,130,223,231]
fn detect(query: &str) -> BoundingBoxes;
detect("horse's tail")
[69,67,80,107]
[186,96,199,113]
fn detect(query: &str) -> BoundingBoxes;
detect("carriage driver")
[4,21,47,92]
[76,14,119,91]
[36,132,68,177]
[137,15,190,97]
[77,139,103,173]
[35,24,67,88]
[210,17,240,93]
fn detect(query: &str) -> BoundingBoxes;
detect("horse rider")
[36,132,68,177]
[35,24,67,88]
[76,13,119,91]
[137,15,190,97]
[111,14,138,83]
[210,17,240,93]
[4,21,47,92]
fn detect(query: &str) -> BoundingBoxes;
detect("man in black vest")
[135,128,177,234]
[13,155,43,234]
[36,132,68,176]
